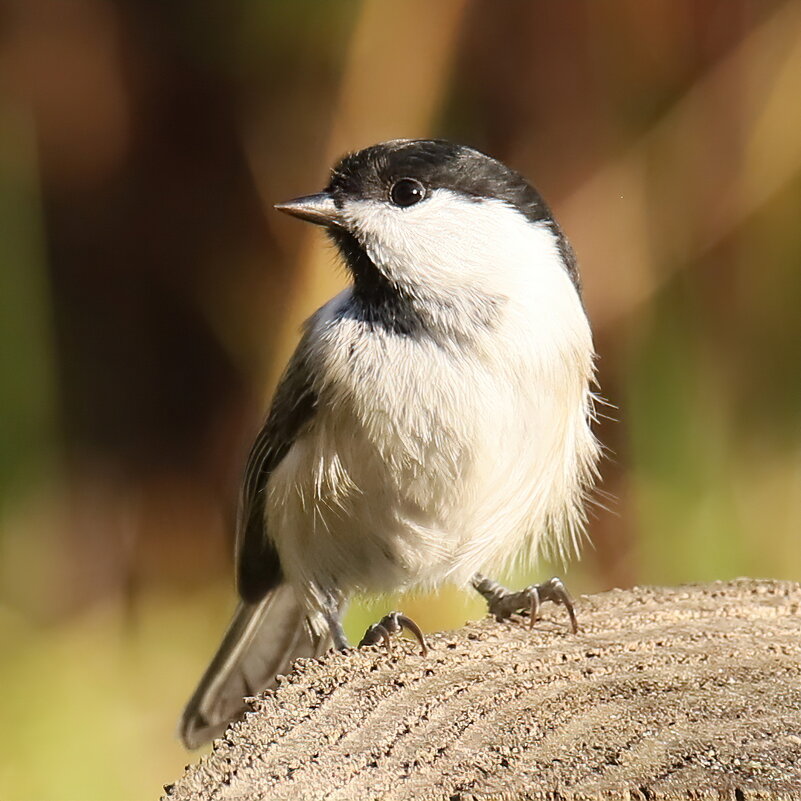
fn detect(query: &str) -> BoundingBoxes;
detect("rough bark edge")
[163,579,801,801]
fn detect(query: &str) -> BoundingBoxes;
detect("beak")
[274,192,344,227]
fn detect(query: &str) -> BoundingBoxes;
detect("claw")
[359,611,429,655]
[395,613,428,655]
[360,623,392,649]
[472,574,579,634]
[537,577,578,634]
[528,588,540,630]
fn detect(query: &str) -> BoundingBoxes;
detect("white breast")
[267,199,600,615]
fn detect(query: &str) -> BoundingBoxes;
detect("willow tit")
[179,139,601,748]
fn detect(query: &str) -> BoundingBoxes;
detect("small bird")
[180,139,601,748]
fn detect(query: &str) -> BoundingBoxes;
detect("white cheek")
[342,190,565,298]
[343,191,489,287]
[342,189,593,377]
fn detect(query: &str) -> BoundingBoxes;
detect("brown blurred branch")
[164,579,801,800]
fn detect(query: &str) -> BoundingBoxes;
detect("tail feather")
[179,584,329,749]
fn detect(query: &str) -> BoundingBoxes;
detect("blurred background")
[1,0,800,798]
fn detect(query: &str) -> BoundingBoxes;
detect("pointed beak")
[274,192,344,228]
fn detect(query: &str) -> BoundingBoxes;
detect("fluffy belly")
[266,403,477,605]
[265,384,589,614]
[265,318,597,615]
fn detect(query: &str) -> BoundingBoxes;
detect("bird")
[179,138,601,749]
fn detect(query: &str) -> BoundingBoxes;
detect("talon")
[472,573,579,634]
[358,611,429,655]
[541,577,579,634]
[395,613,428,656]
[528,587,540,630]
[359,623,392,649]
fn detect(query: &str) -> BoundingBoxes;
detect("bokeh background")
[2,1,801,798]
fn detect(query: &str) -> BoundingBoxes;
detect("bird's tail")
[179,583,330,749]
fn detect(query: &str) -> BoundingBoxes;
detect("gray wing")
[236,327,319,603]
[179,326,324,748]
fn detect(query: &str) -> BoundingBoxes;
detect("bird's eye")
[390,178,426,208]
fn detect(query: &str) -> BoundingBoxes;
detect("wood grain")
[163,579,801,800]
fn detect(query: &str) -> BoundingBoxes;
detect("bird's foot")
[359,611,429,656]
[471,574,578,634]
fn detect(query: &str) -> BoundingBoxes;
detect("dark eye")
[390,178,426,207]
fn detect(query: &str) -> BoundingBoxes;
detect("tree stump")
[163,579,801,800]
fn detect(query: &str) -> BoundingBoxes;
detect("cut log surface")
[164,579,801,800]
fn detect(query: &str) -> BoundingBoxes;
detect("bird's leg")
[359,611,429,656]
[321,592,350,651]
[471,573,579,634]
[320,587,427,655]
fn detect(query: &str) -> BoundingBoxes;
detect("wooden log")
[163,579,801,800]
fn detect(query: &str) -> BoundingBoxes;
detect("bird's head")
[276,139,579,335]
